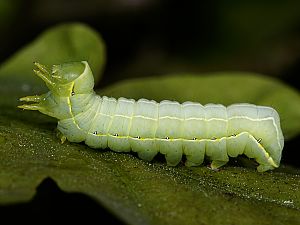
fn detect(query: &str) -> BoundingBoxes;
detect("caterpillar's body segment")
[19,61,284,172]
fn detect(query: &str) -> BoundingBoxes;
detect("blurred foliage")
[0,23,105,94]
[0,0,300,88]
[1,23,300,224]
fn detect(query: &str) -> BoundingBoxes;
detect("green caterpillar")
[18,61,284,172]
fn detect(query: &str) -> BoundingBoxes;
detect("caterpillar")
[18,61,284,172]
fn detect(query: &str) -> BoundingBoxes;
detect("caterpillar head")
[18,61,94,119]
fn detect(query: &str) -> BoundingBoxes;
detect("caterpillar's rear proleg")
[210,160,228,170]
[206,139,229,167]
[244,134,278,172]
[130,139,158,161]
[158,140,182,166]
[183,140,205,167]
[137,149,157,162]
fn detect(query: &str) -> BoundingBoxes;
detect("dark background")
[1,0,300,89]
[1,0,300,223]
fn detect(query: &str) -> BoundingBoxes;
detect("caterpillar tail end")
[257,160,279,172]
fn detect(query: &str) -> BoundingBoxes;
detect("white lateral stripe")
[98,113,275,122]
[95,110,281,149]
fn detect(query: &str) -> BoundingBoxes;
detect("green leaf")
[1,91,300,224]
[1,25,300,224]
[0,22,106,93]
[100,73,300,140]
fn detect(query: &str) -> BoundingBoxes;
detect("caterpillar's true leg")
[54,128,67,144]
